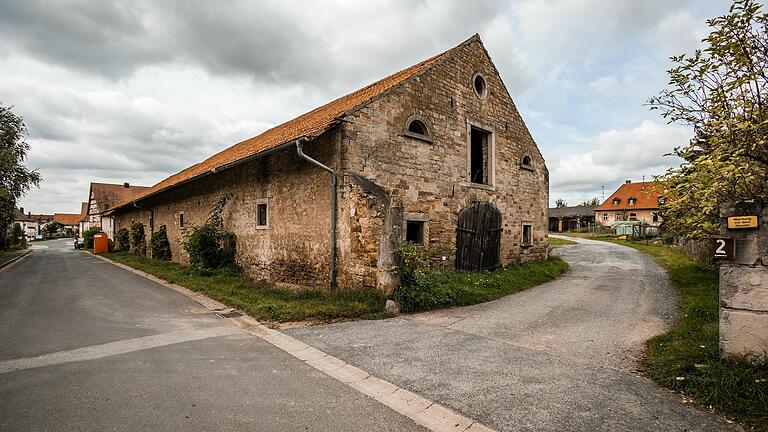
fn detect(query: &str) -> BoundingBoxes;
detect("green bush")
[83,226,103,248]
[182,193,239,274]
[150,225,171,261]
[129,222,146,256]
[114,228,130,252]
[394,242,568,312]
[8,223,25,247]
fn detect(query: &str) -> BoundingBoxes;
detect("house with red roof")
[86,182,149,239]
[595,180,665,227]
[107,35,549,292]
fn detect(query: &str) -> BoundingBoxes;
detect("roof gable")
[89,182,149,214]
[112,35,483,211]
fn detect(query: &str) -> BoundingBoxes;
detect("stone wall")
[337,37,549,291]
[113,133,338,288]
[112,38,550,293]
[718,198,768,360]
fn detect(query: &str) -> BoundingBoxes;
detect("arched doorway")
[456,201,502,271]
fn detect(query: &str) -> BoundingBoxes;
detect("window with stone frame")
[255,199,269,229]
[179,212,185,228]
[522,223,532,246]
[469,125,492,185]
[403,115,433,143]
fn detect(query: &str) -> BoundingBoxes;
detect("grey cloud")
[0,0,508,89]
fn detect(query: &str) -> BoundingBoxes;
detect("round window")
[473,73,487,99]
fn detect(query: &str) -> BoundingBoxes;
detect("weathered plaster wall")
[114,133,338,288]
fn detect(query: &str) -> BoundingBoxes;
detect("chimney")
[19,207,24,214]
[625,179,631,184]
[123,182,130,188]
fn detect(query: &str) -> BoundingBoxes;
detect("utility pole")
[601,185,605,202]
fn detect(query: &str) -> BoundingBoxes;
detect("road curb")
[0,249,33,271]
[93,253,497,432]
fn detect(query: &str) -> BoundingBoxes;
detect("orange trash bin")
[93,233,109,254]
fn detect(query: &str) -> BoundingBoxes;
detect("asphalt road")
[288,237,739,431]
[0,239,425,432]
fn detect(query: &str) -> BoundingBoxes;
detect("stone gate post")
[718,198,768,361]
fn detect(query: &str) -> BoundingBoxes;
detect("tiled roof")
[549,205,597,218]
[13,208,33,222]
[79,202,88,222]
[111,35,478,211]
[54,213,82,226]
[90,182,149,214]
[595,181,664,211]
[30,214,53,223]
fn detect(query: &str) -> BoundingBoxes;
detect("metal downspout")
[295,139,337,290]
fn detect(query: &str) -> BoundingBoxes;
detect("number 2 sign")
[713,237,734,260]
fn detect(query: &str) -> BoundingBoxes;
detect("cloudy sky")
[2,0,729,214]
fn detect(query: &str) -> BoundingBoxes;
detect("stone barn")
[108,34,549,293]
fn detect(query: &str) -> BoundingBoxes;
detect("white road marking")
[0,327,240,374]
[92,252,498,432]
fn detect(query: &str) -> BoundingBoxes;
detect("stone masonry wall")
[337,37,549,291]
[113,133,337,288]
[719,199,768,360]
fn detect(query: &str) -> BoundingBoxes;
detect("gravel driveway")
[287,237,738,431]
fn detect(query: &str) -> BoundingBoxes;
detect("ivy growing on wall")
[150,225,171,261]
[114,228,130,252]
[129,222,146,256]
[182,193,239,274]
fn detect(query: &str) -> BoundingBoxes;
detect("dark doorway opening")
[470,126,490,184]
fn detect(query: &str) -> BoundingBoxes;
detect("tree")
[0,105,41,250]
[581,197,601,206]
[649,0,768,238]
[45,221,62,235]
[555,198,568,208]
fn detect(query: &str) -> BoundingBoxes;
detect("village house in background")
[106,35,549,292]
[86,182,148,239]
[548,205,596,232]
[78,202,89,235]
[595,180,664,231]
[13,208,38,240]
[53,213,82,237]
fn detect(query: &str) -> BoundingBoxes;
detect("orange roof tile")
[112,35,478,211]
[595,181,665,211]
[54,213,82,226]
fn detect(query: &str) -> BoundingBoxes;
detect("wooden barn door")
[456,202,502,271]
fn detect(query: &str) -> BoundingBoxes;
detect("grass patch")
[548,237,577,246]
[102,252,391,323]
[599,239,768,429]
[396,256,568,312]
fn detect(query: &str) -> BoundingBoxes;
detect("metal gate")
[456,201,502,271]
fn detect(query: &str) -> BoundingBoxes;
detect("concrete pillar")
[558,218,563,233]
[719,199,768,361]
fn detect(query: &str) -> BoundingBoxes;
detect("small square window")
[256,202,268,228]
[522,223,532,246]
[405,221,425,244]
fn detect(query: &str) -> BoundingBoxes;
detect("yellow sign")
[727,215,759,229]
